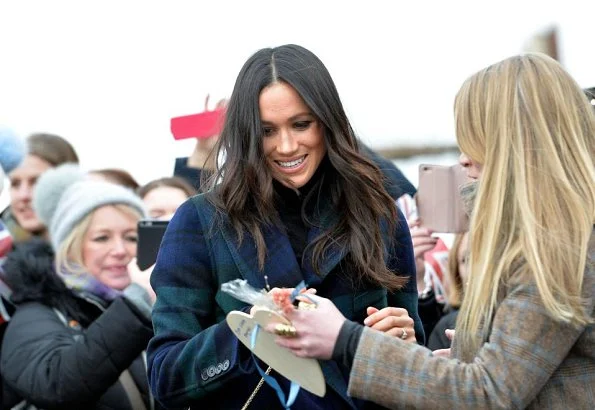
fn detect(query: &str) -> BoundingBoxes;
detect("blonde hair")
[55,204,142,274]
[454,53,595,357]
[445,233,468,308]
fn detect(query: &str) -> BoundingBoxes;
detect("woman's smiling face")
[260,82,326,189]
[82,205,138,290]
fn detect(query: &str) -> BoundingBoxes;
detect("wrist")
[332,320,364,369]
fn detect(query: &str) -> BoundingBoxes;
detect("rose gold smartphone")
[416,164,470,233]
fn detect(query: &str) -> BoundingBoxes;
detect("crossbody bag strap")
[119,370,147,410]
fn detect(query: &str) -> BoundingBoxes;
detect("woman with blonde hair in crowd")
[0,164,161,409]
[268,53,595,409]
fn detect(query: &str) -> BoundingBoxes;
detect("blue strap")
[290,280,318,306]
[289,281,307,302]
[250,325,300,409]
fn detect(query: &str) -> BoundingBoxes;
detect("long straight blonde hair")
[454,53,595,357]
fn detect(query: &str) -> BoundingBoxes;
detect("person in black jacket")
[0,164,158,410]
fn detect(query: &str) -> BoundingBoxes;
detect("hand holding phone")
[171,94,226,140]
[137,219,169,270]
[416,164,469,233]
[170,108,226,141]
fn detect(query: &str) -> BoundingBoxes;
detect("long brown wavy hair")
[205,44,407,290]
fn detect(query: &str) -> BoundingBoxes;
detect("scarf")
[59,266,122,302]
[459,180,479,217]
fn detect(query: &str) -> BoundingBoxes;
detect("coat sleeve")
[347,275,594,409]
[386,206,424,344]
[147,199,253,408]
[0,298,153,408]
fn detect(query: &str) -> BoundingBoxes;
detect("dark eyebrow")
[261,112,315,125]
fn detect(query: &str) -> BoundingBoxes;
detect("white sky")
[1,0,594,186]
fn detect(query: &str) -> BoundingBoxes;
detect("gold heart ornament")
[226,307,326,397]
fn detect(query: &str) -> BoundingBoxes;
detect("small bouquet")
[221,279,316,314]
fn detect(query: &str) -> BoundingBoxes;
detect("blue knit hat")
[33,164,146,250]
[0,126,26,193]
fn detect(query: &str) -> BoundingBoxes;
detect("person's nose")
[110,238,128,257]
[459,153,472,169]
[277,128,298,155]
[13,183,32,202]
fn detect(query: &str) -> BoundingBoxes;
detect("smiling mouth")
[16,208,34,217]
[275,155,306,168]
[105,266,128,274]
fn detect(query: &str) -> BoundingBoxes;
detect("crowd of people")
[0,44,592,409]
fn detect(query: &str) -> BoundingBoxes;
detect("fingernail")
[363,318,370,326]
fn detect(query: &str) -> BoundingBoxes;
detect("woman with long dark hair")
[147,44,422,409]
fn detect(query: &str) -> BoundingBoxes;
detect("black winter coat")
[0,240,157,410]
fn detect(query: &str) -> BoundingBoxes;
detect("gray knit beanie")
[33,163,146,250]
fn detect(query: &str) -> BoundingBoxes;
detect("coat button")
[201,370,209,381]
[207,365,216,377]
[222,360,230,371]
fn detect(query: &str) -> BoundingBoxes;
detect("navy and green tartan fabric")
[147,193,421,409]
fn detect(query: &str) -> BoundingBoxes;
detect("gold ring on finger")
[274,323,297,338]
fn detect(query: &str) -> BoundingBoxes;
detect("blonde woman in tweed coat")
[269,53,595,409]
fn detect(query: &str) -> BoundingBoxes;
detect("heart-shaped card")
[226,307,326,397]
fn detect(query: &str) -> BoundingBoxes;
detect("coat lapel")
[220,218,304,290]
[219,192,356,408]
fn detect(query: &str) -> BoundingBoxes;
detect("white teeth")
[277,157,304,168]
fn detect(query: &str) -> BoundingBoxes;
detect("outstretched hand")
[265,294,346,360]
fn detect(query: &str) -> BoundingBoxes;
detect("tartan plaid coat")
[147,192,422,409]
[347,230,595,409]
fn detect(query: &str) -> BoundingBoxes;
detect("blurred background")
[1,0,594,210]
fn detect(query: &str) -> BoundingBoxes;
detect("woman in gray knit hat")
[0,164,162,410]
